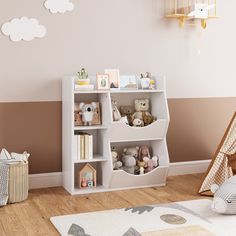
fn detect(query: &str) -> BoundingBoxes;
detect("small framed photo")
[96,74,110,90]
[105,69,120,89]
[120,75,138,90]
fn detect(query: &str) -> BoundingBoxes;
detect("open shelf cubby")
[62,75,170,195]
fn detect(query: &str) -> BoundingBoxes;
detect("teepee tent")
[198,112,236,195]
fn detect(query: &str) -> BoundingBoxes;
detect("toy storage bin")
[8,161,29,203]
[109,91,169,142]
[109,140,169,189]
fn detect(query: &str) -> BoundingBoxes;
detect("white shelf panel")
[110,89,164,94]
[73,89,164,94]
[74,125,107,131]
[110,166,168,189]
[74,155,107,164]
[73,185,108,195]
[74,90,108,94]
[110,119,168,142]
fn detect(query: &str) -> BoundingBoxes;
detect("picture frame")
[104,69,120,89]
[96,74,110,90]
[120,75,138,90]
[74,102,101,126]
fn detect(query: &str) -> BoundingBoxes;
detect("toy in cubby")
[111,145,159,175]
[79,163,97,188]
[111,146,123,170]
[111,98,155,127]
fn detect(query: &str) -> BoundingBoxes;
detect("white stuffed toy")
[119,116,129,125]
[132,118,144,127]
[111,100,121,121]
[211,176,236,215]
[79,102,97,126]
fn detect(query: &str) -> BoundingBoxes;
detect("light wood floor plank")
[0,174,206,236]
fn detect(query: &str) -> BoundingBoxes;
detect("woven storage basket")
[8,161,29,203]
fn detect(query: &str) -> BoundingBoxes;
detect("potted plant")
[76,68,90,85]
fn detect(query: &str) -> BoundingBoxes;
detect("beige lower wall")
[0,98,235,174]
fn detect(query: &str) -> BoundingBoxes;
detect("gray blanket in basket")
[0,163,9,206]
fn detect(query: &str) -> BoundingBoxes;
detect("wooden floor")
[0,174,207,236]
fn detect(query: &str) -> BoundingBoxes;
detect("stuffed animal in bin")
[211,175,236,215]
[79,102,97,126]
[132,99,153,126]
[112,150,122,170]
[123,146,139,160]
[122,155,136,174]
[120,106,134,125]
[145,156,159,173]
[111,100,121,121]
[138,145,151,162]
[132,118,144,127]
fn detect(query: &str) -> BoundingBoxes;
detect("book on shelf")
[75,133,93,161]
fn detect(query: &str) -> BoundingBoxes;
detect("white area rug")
[51,199,236,236]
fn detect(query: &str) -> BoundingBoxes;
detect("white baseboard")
[29,160,211,189]
[29,172,62,189]
[168,160,211,176]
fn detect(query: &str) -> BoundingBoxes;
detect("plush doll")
[137,160,146,175]
[132,99,153,126]
[119,116,129,125]
[211,176,236,215]
[138,145,151,162]
[120,106,134,125]
[143,113,154,126]
[111,100,121,121]
[132,118,144,127]
[112,150,122,170]
[123,146,139,160]
[79,102,97,126]
[143,155,159,173]
[122,155,136,174]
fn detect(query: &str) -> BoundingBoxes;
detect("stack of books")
[73,133,93,161]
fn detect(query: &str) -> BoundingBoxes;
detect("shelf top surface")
[74,89,164,94]
[74,125,107,131]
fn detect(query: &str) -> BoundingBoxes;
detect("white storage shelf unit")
[62,75,170,195]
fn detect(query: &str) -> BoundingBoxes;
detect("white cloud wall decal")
[1,17,46,42]
[44,0,74,14]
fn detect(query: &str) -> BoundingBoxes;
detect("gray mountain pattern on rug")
[122,227,142,236]
[125,203,211,223]
[68,223,90,236]
[125,206,154,214]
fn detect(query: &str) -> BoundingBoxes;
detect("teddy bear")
[132,118,144,127]
[123,146,139,160]
[138,145,151,162]
[112,150,123,170]
[131,99,153,126]
[79,102,97,126]
[121,155,136,174]
[120,106,134,125]
[111,100,121,121]
[137,160,146,175]
[111,146,123,170]
[143,113,154,126]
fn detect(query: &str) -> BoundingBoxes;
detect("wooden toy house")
[78,163,97,188]
[166,0,217,28]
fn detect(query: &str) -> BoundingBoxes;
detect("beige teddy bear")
[131,99,153,126]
